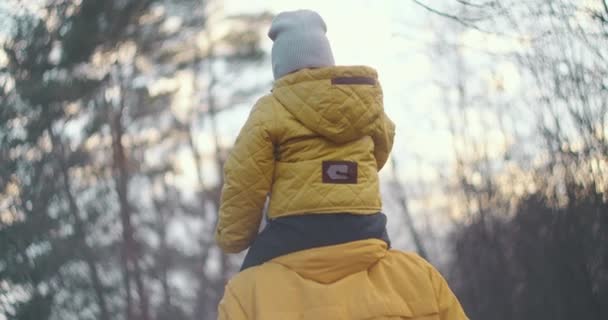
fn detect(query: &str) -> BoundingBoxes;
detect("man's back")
[218,239,468,320]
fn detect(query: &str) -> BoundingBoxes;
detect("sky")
[220,0,450,176]
[166,0,442,193]
[216,0,523,181]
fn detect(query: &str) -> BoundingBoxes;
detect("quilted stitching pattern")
[274,76,382,144]
[216,66,395,253]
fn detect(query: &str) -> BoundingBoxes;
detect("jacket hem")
[269,207,381,219]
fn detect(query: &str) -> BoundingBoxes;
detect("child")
[215,9,395,270]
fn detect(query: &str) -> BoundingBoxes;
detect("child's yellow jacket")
[218,239,468,319]
[216,66,395,253]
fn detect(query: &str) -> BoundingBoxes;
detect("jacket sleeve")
[371,112,395,171]
[218,285,248,320]
[215,99,275,253]
[424,260,469,320]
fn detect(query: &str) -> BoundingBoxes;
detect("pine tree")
[1,1,271,319]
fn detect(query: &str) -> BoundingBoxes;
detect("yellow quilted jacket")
[218,239,468,320]
[216,66,395,253]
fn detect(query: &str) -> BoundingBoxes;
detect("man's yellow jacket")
[218,239,468,319]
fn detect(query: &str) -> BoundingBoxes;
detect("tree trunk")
[47,127,111,320]
[111,107,150,320]
[206,46,232,290]
[152,197,172,310]
[121,250,134,320]
[391,158,429,260]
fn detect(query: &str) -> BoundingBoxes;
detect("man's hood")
[272,66,384,144]
[270,239,388,284]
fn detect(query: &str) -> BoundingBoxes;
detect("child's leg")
[240,213,391,271]
[240,219,300,270]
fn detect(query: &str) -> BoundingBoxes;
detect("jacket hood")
[270,239,388,284]
[272,66,384,144]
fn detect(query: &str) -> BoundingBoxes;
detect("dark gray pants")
[240,212,390,271]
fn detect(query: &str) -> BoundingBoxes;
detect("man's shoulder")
[386,250,432,267]
[226,262,286,292]
[375,250,439,284]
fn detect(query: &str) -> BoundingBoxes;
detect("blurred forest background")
[0,1,606,320]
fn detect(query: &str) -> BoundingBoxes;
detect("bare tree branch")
[455,0,496,8]
[410,0,523,39]
[411,0,484,22]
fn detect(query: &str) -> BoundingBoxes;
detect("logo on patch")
[322,161,358,184]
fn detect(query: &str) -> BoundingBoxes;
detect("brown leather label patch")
[322,161,358,184]
[331,77,377,85]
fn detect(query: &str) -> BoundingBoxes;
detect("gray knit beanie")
[268,10,335,80]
